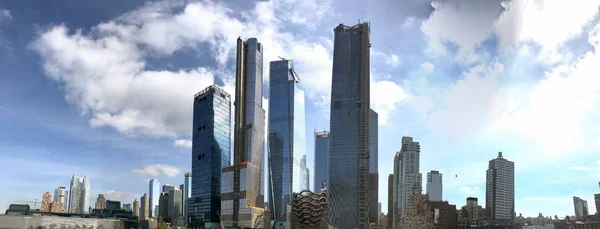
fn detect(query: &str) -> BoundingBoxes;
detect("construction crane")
[15,199,39,209]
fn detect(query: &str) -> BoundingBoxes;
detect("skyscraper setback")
[267,59,308,223]
[68,173,90,214]
[328,22,371,229]
[314,131,329,191]
[221,37,266,229]
[485,152,515,224]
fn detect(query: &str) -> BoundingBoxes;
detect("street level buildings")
[328,22,372,229]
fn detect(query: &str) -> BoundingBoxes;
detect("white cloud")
[494,0,600,51]
[373,51,401,68]
[460,186,480,195]
[403,16,416,29]
[569,166,597,171]
[0,9,11,21]
[420,61,434,72]
[370,80,409,125]
[173,139,192,149]
[131,164,181,177]
[102,190,130,202]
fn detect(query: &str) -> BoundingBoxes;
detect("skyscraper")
[268,58,308,223]
[140,193,149,221]
[95,194,106,209]
[426,170,443,202]
[163,184,175,193]
[68,173,90,214]
[41,192,52,212]
[189,85,231,228]
[168,188,183,220]
[485,152,515,224]
[159,192,170,221]
[388,174,394,227]
[149,179,160,218]
[53,187,68,212]
[574,196,585,218]
[183,172,191,226]
[328,22,371,229]
[595,193,600,215]
[133,199,140,217]
[368,109,379,225]
[393,136,422,224]
[314,131,329,191]
[221,37,266,229]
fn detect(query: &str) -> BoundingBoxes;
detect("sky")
[0,0,599,218]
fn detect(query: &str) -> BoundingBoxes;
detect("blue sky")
[1,0,599,218]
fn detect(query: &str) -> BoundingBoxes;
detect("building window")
[198,154,206,160]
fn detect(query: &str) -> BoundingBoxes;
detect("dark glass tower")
[313,131,329,191]
[328,22,371,229]
[189,85,231,228]
[221,37,266,229]
[268,59,308,223]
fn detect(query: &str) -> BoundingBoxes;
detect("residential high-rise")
[123,203,132,211]
[574,196,584,218]
[426,170,443,202]
[594,193,600,215]
[393,136,422,225]
[368,109,379,225]
[268,58,308,223]
[133,199,140,217]
[149,179,160,218]
[314,131,329,191]
[190,85,231,228]
[485,152,515,224]
[168,188,183,220]
[328,22,371,229]
[50,201,64,213]
[53,187,68,212]
[95,194,106,209]
[41,192,52,212]
[183,172,191,225]
[140,193,149,221]
[388,174,394,227]
[221,37,266,229]
[159,192,170,221]
[68,173,90,214]
[162,184,175,193]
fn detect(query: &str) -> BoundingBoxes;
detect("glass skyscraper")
[221,37,266,229]
[68,173,90,214]
[183,172,191,226]
[328,22,371,229]
[267,59,308,222]
[485,152,515,225]
[313,131,329,191]
[368,109,379,225]
[149,179,160,218]
[190,85,231,228]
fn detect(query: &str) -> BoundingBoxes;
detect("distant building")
[594,193,600,215]
[106,200,121,210]
[50,201,64,213]
[314,131,329,191]
[428,201,457,229]
[485,152,515,225]
[388,174,394,228]
[149,179,160,218]
[393,136,422,224]
[290,190,328,229]
[140,193,149,221]
[159,192,169,222]
[426,170,443,201]
[53,186,68,213]
[168,188,182,221]
[68,173,90,214]
[133,199,140,217]
[96,194,106,210]
[183,172,191,226]
[368,109,379,226]
[41,192,52,212]
[191,85,232,229]
[368,172,379,225]
[162,184,175,193]
[123,203,132,211]
[458,197,486,229]
[574,196,585,218]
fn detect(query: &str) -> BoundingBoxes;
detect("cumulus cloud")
[173,139,192,149]
[0,9,11,21]
[420,61,434,72]
[371,80,409,125]
[102,190,130,202]
[373,51,401,68]
[131,164,181,177]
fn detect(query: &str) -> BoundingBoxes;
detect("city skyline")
[1,0,600,220]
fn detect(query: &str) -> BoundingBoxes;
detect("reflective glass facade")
[268,59,308,222]
[189,85,231,227]
[68,173,90,214]
[313,131,329,191]
[329,22,371,229]
[369,109,378,173]
[149,179,160,218]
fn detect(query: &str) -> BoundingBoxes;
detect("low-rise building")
[428,201,458,229]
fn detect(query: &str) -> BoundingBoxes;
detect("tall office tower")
[190,85,231,228]
[168,188,183,220]
[221,37,266,229]
[595,194,600,215]
[485,152,515,224]
[163,184,175,193]
[369,109,378,173]
[268,58,308,223]
[53,187,68,212]
[159,192,170,221]
[314,131,330,191]
[393,136,422,224]
[149,179,160,218]
[140,193,149,221]
[95,194,106,209]
[388,174,394,227]
[328,22,371,229]
[426,170,443,201]
[574,196,584,218]
[68,173,90,214]
[41,192,52,212]
[183,172,191,225]
[368,173,379,225]
[133,199,140,217]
